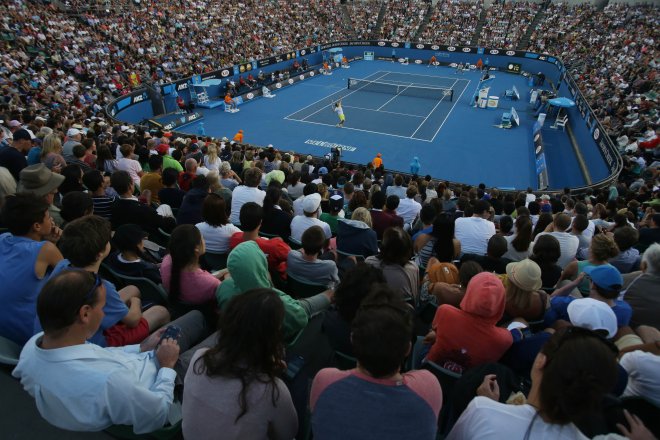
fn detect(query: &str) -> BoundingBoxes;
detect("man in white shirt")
[533,213,579,268]
[455,200,496,255]
[229,167,266,224]
[290,193,332,241]
[396,184,422,227]
[12,270,208,434]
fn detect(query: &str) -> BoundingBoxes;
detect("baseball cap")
[567,298,617,339]
[541,203,552,213]
[156,144,170,155]
[506,259,542,291]
[67,128,81,137]
[9,120,21,128]
[318,167,328,175]
[583,265,623,291]
[13,129,35,141]
[302,193,322,214]
[265,170,285,185]
[329,194,344,212]
[163,132,173,138]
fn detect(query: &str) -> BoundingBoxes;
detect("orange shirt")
[224,95,232,104]
[372,157,383,168]
[233,132,243,142]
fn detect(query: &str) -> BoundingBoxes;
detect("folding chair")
[0,335,22,366]
[287,237,302,250]
[201,252,229,272]
[286,273,328,299]
[100,263,169,306]
[421,359,462,435]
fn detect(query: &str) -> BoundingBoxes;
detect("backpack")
[425,261,459,285]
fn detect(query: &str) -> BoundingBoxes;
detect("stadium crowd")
[378,0,429,42]
[476,1,539,49]
[421,0,483,47]
[0,0,659,439]
[347,0,382,40]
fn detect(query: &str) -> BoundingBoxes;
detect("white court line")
[376,83,414,111]
[342,105,426,118]
[410,78,459,138]
[429,79,472,142]
[283,117,434,143]
[300,72,391,121]
[284,71,388,121]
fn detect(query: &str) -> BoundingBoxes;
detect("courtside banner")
[258,50,299,68]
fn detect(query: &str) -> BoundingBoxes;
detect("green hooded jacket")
[216,241,308,341]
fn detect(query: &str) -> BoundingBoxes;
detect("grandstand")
[0,0,659,438]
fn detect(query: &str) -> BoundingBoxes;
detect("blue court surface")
[180,60,573,190]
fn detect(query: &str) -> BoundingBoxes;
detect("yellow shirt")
[140,172,163,204]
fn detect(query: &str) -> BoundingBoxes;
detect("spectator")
[532,213,579,268]
[62,128,83,162]
[287,225,339,287]
[229,167,265,225]
[547,264,631,330]
[610,226,641,273]
[558,234,620,297]
[447,327,618,439]
[13,269,207,434]
[336,207,378,258]
[290,193,332,241]
[1,129,33,181]
[229,201,291,281]
[111,170,176,235]
[117,144,143,187]
[503,215,533,261]
[83,169,115,220]
[455,200,496,255]
[140,155,165,205]
[17,163,66,226]
[195,193,241,254]
[0,194,63,345]
[157,143,183,173]
[39,133,66,173]
[311,288,441,440]
[461,234,513,275]
[158,167,186,210]
[183,289,297,439]
[385,174,406,199]
[370,192,404,240]
[425,272,512,373]
[176,175,210,225]
[105,224,161,284]
[161,224,222,306]
[260,186,293,240]
[319,193,344,237]
[60,191,94,225]
[529,234,563,289]
[501,258,548,323]
[621,243,660,329]
[216,241,321,342]
[397,184,422,227]
[416,213,461,269]
[365,227,419,303]
[636,213,660,252]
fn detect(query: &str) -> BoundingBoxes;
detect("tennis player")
[428,55,436,67]
[334,100,345,128]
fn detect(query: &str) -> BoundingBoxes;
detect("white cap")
[302,193,322,214]
[66,128,81,137]
[567,298,617,339]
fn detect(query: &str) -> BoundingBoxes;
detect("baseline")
[429,79,472,142]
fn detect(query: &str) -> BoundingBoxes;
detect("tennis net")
[347,78,454,102]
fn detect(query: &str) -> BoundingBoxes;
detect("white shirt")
[455,216,496,255]
[503,234,532,261]
[203,156,221,172]
[620,350,660,407]
[447,396,587,440]
[396,198,422,225]
[290,215,332,241]
[13,333,176,434]
[195,222,242,253]
[229,185,266,224]
[117,157,143,187]
[534,231,579,268]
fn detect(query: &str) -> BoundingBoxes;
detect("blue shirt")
[544,296,632,328]
[27,146,42,165]
[35,260,129,346]
[0,234,47,345]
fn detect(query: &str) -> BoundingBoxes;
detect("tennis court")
[285,71,470,142]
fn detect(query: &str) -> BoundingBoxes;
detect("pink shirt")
[117,157,143,187]
[160,255,220,305]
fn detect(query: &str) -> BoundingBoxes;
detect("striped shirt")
[92,195,116,219]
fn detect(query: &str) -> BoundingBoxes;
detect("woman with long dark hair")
[503,215,533,261]
[415,213,461,269]
[447,327,619,439]
[160,224,222,305]
[260,185,292,239]
[183,288,297,440]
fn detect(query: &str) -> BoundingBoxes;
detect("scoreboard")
[506,62,522,74]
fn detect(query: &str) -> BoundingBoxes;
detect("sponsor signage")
[152,112,203,131]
